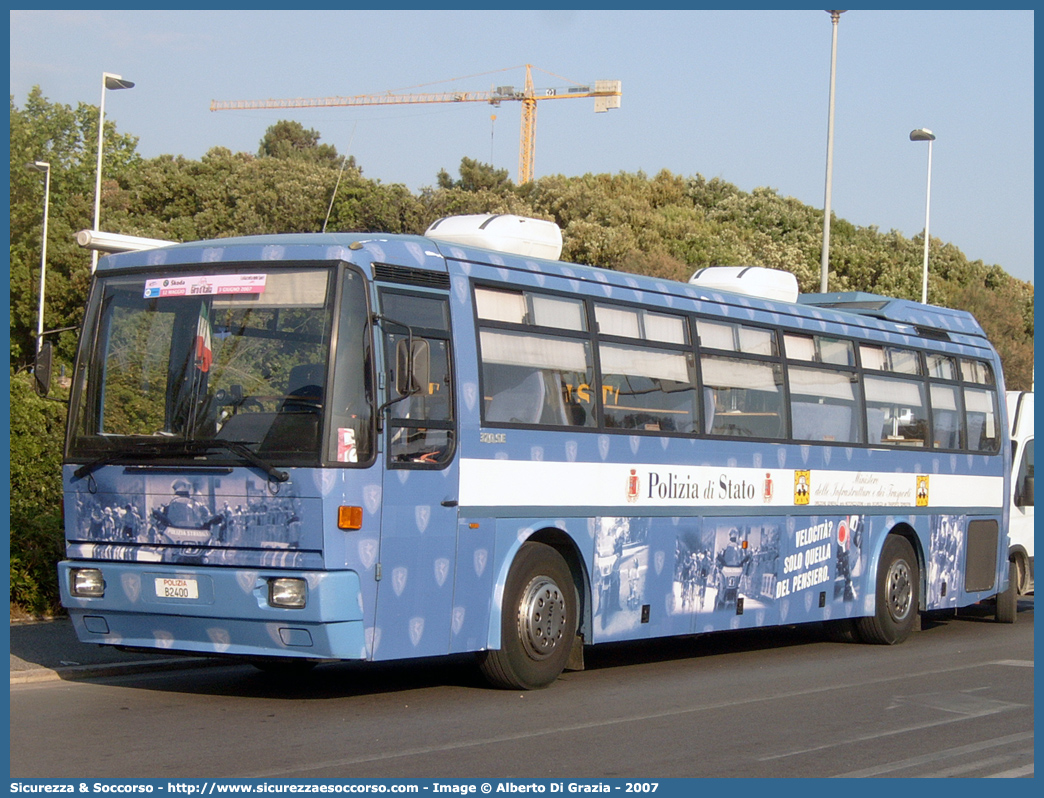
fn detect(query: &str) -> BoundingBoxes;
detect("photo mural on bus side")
[927,514,965,607]
[67,472,315,568]
[592,513,870,640]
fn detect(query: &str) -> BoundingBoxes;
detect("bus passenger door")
[372,289,460,661]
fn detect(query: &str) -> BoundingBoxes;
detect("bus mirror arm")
[372,314,430,430]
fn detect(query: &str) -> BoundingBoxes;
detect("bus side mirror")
[34,342,52,397]
[395,338,430,397]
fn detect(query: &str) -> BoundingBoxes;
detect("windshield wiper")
[73,441,173,480]
[73,438,290,483]
[180,439,290,483]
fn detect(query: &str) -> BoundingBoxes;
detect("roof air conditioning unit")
[426,214,563,260]
[689,266,799,304]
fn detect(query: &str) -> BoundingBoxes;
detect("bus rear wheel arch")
[1009,548,1032,596]
[477,541,578,690]
[856,534,919,645]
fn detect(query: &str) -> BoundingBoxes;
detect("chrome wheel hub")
[886,558,913,621]
[518,575,568,660]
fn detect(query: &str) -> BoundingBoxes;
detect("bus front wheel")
[478,542,577,690]
[857,535,918,645]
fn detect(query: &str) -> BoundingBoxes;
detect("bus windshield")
[68,266,344,467]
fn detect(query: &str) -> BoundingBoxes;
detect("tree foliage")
[10,88,1033,384]
[258,119,341,165]
[9,372,68,616]
[7,90,1035,613]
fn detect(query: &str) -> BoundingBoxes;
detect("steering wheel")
[237,397,265,413]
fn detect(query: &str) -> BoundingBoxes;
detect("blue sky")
[9,9,1035,284]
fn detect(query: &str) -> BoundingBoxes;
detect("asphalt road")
[9,598,1033,779]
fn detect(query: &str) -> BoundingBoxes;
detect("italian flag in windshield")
[195,301,213,373]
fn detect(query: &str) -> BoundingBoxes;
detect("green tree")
[258,119,341,164]
[9,372,68,616]
[10,87,140,366]
[436,157,514,193]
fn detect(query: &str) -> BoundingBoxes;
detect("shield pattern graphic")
[207,627,232,653]
[363,484,382,514]
[434,557,450,587]
[654,549,665,576]
[409,617,425,647]
[473,548,488,577]
[358,538,378,569]
[415,505,431,533]
[453,274,468,305]
[452,606,466,635]
[392,566,408,597]
[237,570,258,594]
[404,241,426,266]
[365,626,381,656]
[121,573,141,603]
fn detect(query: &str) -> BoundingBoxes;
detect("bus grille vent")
[372,263,451,290]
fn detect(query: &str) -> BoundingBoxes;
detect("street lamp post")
[92,72,135,273]
[910,128,936,304]
[820,10,846,293]
[26,161,51,354]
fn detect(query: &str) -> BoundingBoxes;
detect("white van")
[1007,391,1034,594]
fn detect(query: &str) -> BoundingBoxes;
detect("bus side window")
[600,344,696,433]
[787,366,861,443]
[700,355,784,439]
[479,329,595,429]
[965,387,1000,452]
[379,291,455,468]
[864,376,927,447]
[929,384,963,450]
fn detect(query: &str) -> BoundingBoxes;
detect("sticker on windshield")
[143,274,267,298]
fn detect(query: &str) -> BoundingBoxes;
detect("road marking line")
[987,764,1034,778]
[829,731,1033,778]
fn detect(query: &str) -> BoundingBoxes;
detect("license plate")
[155,577,199,600]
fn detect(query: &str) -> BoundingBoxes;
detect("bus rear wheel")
[857,535,918,645]
[1012,552,1030,596]
[995,555,1018,624]
[478,542,577,690]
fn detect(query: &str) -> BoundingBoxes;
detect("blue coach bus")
[49,215,1016,689]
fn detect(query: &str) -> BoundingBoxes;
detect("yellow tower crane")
[210,65,621,184]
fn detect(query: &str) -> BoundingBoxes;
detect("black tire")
[995,556,1018,624]
[856,535,918,645]
[1012,552,1029,596]
[478,542,577,690]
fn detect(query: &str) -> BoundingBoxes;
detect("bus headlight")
[70,568,106,598]
[268,578,307,609]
